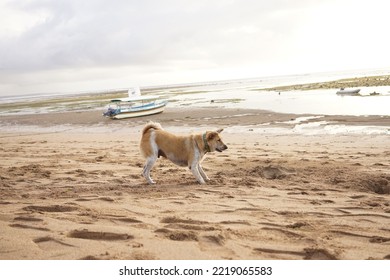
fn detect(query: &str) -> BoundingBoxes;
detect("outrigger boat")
[103,87,168,119]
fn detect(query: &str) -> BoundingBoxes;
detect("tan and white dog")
[140,122,228,184]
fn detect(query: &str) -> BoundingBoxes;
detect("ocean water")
[1,68,390,116]
[164,85,390,116]
[160,68,390,116]
[143,68,390,116]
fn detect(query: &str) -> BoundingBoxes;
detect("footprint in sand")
[68,229,133,241]
[254,247,337,260]
[202,234,226,246]
[155,228,199,241]
[156,216,218,242]
[9,223,50,231]
[34,236,75,250]
[14,216,44,222]
[116,217,143,223]
[10,215,49,231]
[250,165,296,179]
[23,205,78,212]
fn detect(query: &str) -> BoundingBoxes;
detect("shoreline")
[0,108,389,133]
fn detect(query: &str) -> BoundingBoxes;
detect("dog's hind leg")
[198,164,210,182]
[142,156,157,184]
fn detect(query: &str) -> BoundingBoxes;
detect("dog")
[140,122,228,184]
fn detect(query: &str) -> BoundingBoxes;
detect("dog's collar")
[202,132,210,153]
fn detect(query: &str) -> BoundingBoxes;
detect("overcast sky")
[1,0,389,95]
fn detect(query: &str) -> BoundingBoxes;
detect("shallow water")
[167,86,390,116]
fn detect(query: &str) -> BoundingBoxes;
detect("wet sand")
[1,107,390,128]
[0,108,389,260]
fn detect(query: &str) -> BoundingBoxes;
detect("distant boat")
[103,87,168,119]
[336,88,361,96]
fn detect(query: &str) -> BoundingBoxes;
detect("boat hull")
[336,89,361,96]
[111,103,166,119]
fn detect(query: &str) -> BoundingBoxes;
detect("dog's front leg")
[198,164,210,182]
[190,162,206,184]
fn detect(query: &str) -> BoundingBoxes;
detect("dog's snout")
[219,144,228,151]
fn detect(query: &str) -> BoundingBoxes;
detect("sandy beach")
[0,107,389,260]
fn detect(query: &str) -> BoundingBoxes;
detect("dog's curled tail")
[142,121,163,135]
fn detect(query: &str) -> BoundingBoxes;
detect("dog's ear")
[207,132,218,140]
[216,128,224,133]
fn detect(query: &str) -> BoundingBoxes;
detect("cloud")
[0,0,389,94]
[1,0,310,69]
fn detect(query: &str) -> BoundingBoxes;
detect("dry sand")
[0,108,389,260]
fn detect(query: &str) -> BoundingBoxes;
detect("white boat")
[336,88,361,96]
[103,87,168,119]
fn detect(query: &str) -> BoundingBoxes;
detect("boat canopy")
[110,95,162,103]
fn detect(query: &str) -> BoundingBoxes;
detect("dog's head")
[206,128,228,152]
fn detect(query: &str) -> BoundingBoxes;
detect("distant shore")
[261,75,390,91]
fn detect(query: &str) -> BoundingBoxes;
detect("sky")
[1,0,389,95]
